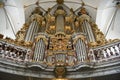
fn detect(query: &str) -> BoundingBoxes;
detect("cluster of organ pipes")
[11,5,118,66]
[25,20,40,42]
[33,39,45,61]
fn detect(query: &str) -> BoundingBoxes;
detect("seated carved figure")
[78,7,88,16]
[32,7,43,15]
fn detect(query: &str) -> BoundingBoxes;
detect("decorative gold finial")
[0,2,4,8]
[36,1,39,6]
[56,0,64,4]
[81,0,85,7]
[81,2,85,7]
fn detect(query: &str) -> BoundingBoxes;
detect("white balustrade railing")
[0,41,32,62]
[89,41,120,62]
[1,40,120,65]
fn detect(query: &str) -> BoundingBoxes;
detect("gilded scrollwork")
[31,14,44,25]
[45,8,56,34]
[65,8,76,34]
[39,20,46,32]
[55,6,66,16]
[73,34,86,45]
[56,0,64,4]
[65,8,76,23]
[107,39,120,44]
[88,42,99,48]
[78,7,88,15]
[91,23,107,46]
[45,8,55,24]
[15,23,29,42]
[46,25,56,34]
[50,37,68,51]
[35,35,48,45]
[30,7,45,26]
[23,41,33,48]
[76,7,90,26]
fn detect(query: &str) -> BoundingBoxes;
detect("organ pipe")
[75,38,87,62]
[82,20,95,42]
[56,15,65,33]
[25,20,39,42]
[33,39,45,61]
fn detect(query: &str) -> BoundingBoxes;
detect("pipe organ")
[23,5,103,67]
[1,1,120,79]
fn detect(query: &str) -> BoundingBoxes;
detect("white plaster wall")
[106,8,120,39]
[0,0,25,39]
[96,0,120,40]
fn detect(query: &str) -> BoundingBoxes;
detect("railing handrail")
[92,40,120,50]
[0,40,28,50]
[89,40,120,63]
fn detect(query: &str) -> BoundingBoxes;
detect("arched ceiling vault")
[0,0,120,39]
[23,0,100,20]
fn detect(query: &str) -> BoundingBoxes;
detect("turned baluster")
[108,47,113,56]
[101,48,106,59]
[89,49,96,62]
[93,50,98,60]
[113,46,119,56]
[117,43,120,54]
[97,49,101,60]
[106,47,111,57]
[99,49,104,59]
[104,48,109,58]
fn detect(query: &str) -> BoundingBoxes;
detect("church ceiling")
[0,0,120,39]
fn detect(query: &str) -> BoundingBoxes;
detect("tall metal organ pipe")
[56,15,65,32]
[25,20,39,42]
[75,39,87,62]
[82,20,95,42]
[33,39,45,61]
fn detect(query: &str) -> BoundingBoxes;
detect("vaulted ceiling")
[0,0,120,40]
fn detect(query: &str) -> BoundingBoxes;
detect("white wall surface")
[0,0,25,39]
[96,0,120,40]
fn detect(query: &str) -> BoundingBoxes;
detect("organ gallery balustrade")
[0,40,32,62]
[88,40,120,62]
